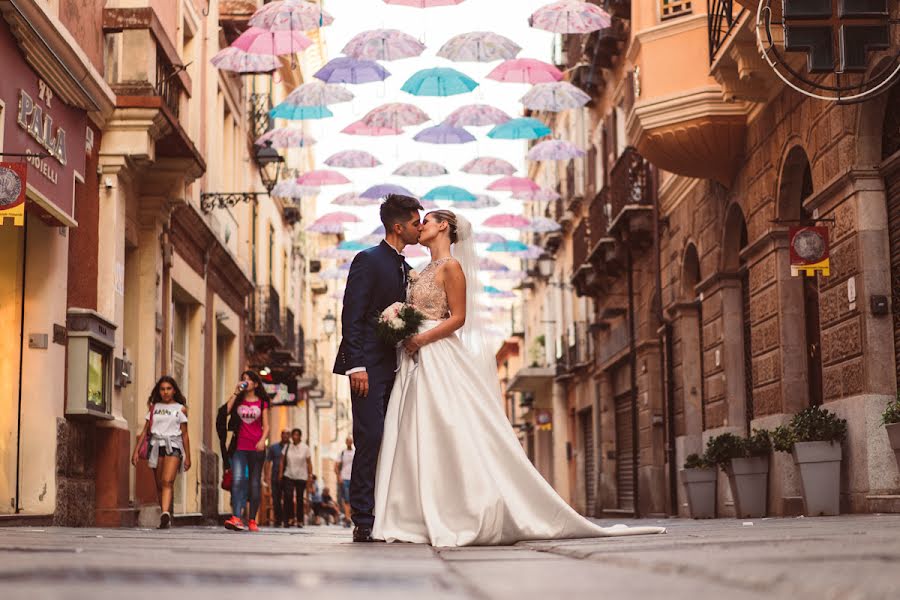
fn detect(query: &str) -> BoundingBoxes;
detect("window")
[661,0,692,19]
[87,344,109,414]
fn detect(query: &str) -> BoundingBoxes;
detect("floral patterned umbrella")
[210,47,279,73]
[317,211,361,224]
[280,81,354,106]
[393,161,448,177]
[255,127,316,148]
[231,27,312,56]
[342,29,426,61]
[314,57,391,84]
[487,58,562,84]
[488,117,551,140]
[526,139,585,161]
[461,157,517,175]
[250,1,335,31]
[413,123,475,144]
[523,216,562,233]
[331,192,380,206]
[362,103,430,130]
[520,81,591,112]
[479,257,509,271]
[361,183,416,199]
[512,187,561,201]
[272,179,319,199]
[402,67,479,96]
[437,31,521,62]
[422,185,477,202]
[443,104,511,127]
[530,1,612,34]
[492,269,526,280]
[324,150,381,168]
[482,213,532,228]
[297,170,351,186]
[384,0,466,7]
[341,120,403,136]
[475,231,507,244]
[455,194,501,209]
[269,104,333,120]
[487,176,540,193]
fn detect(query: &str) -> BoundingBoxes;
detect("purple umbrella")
[314,57,391,84]
[413,123,475,144]
[360,184,416,199]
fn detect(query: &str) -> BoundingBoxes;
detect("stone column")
[551,379,571,504]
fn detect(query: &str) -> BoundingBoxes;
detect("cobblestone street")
[2,515,899,600]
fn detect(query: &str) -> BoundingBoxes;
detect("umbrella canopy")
[401,67,479,96]
[255,127,316,148]
[338,240,369,251]
[475,232,507,244]
[487,176,540,193]
[413,123,475,144]
[314,57,391,84]
[372,225,386,234]
[384,0,466,6]
[272,179,319,199]
[403,245,428,258]
[437,31,521,62]
[443,104,511,127]
[331,192,379,206]
[422,185,477,202]
[393,161,448,177]
[523,216,562,233]
[342,29,425,61]
[317,211,361,224]
[318,247,358,259]
[361,183,416,199]
[297,170,350,186]
[362,103,430,129]
[492,269,526,280]
[512,187,561,201]
[318,267,349,279]
[324,150,381,168]
[487,58,562,84]
[451,194,500,209]
[479,257,509,271]
[520,81,591,112]
[307,222,345,234]
[250,1,335,30]
[488,117,551,140]
[269,104,333,120]
[482,213,532,228]
[484,286,516,298]
[461,156,517,175]
[280,81,354,106]
[231,27,312,56]
[210,47,279,73]
[526,139,586,161]
[530,1,612,34]
[341,120,403,136]
[486,240,529,253]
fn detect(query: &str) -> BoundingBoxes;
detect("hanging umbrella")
[488,117,551,140]
[461,157,517,175]
[521,81,591,112]
[269,104,333,120]
[393,161,448,177]
[318,267,349,279]
[492,269,526,280]
[483,214,532,228]
[250,1,335,30]
[362,103,430,129]
[359,233,383,245]
[307,222,346,234]
[297,170,350,186]
[437,31,521,62]
[341,120,403,136]
[272,180,319,199]
[451,194,500,209]
[401,67,478,96]
[486,240,529,253]
[316,211,361,224]
[420,199,439,209]
[523,216,562,233]
[331,192,379,206]
[487,58,562,84]
[255,127,316,148]
[414,123,475,144]
[372,225,386,234]
[443,104,511,127]
[384,0,466,6]
[318,247,357,259]
[475,232,507,244]
[231,27,312,56]
[484,286,516,298]
[279,81,354,106]
[403,245,428,258]
[325,150,381,168]
[516,244,545,259]
[422,185,477,202]
[314,57,391,84]
[512,187,561,201]
[210,47,279,73]
[487,176,540,193]
[530,1,612,34]
[526,139,585,161]
[361,183,416,199]
[479,257,509,271]
[342,29,426,61]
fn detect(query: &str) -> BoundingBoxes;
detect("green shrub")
[683,453,712,469]
[772,425,795,453]
[744,429,772,457]
[882,395,900,426]
[705,433,746,470]
[773,406,848,452]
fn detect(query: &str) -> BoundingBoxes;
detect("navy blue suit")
[333,240,411,529]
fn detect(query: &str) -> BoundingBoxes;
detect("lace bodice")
[408,257,451,320]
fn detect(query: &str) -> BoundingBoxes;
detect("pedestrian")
[335,436,355,528]
[132,376,191,530]
[265,429,290,526]
[308,475,323,525]
[223,370,270,532]
[319,487,339,525]
[279,428,313,528]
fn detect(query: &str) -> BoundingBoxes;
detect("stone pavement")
[1,515,899,600]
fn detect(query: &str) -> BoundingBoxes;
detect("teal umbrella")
[487,117,551,140]
[402,67,479,96]
[486,240,528,253]
[338,240,368,251]
[270,103,334,120]
[422,185,477,202]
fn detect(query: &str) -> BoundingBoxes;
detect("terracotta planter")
[726,456,769,518]
[887,422,900,470]
[792,441,842,517]
[681,467,717,519]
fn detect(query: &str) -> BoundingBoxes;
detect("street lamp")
[322,310,337,338]
[255,140,284,194]
[537,253,555,279]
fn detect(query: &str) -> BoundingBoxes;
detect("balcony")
[606,147,654,247]
[708,1,780,103]
[250,285,284,349]
[587,188,620,277]
[571,219,598,297]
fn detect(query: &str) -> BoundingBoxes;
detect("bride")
[372,210,666,547]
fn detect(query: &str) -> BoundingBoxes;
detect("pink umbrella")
[297,170,350,186]
[526,139,586,161]
[250,1,335,31]
[342,29,426,61]
[362,103,430,129]
[384,0,466,6]
[324,150,381,168]
[487,58,562,84]
[231,27,312,56]
[461,157,517,175]
[210,47,279,73]
[255,127,316,148]
[317,211,361,224]
[530,1,612,34]
[443,104,511,127]
[487,176,540,193]
[403,245,428,258]
[332,192,379,206]
[393,161,448,177]
[341,120,403,136]
[482,214,532,228]
[512,187,561,201]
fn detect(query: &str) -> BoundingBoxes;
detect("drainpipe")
[14,216,28,513]
[625,242,640,518]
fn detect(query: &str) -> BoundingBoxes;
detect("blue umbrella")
[314,57,391,84]
[402,67,479,96]
[270,103,334,120]
[486,240,529,253]
[422,185,477,202]
[361,183,416,199]
[488,117,551,140]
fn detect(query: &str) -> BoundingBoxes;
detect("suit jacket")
[333,240,411,381]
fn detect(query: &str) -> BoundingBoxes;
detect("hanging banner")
[0,162,27,226]
[790,226,830,277]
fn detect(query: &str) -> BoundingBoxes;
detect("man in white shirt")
[335,436,355,527]
[279,428,313,528]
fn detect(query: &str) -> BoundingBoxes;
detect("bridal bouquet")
[376,302,425,346]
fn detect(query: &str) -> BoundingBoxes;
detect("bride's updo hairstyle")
[427,210,461,244]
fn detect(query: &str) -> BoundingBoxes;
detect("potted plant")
[680,453,716,518]
[706,431,771,518]
[773,406,848,516]
[882,394,900,469]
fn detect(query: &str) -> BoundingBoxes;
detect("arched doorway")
[883,83,900,387]
[681,243,705,431]
[721,204,753,434]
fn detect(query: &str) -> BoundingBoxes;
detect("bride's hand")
[403,335,423,355]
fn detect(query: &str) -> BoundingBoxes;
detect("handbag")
[221,468,233,491]
[137,406,154,460]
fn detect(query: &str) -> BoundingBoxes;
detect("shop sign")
[536,409,552,431]
[789,226,830,277]
[0,161,27,226]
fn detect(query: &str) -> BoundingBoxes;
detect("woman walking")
[224,370,270,532]
[132,376,191,530]
[279,428,312,528]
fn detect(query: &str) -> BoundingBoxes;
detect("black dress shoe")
[353,526,374,542]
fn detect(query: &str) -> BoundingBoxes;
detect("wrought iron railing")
[589,188,610,247]
[251,285,283,340]
[573,219,590,270]
[707,0,745,64]
[249,92,274,142]
[155,48,182,118]
[607,147,650,226]
[284,308,296,356]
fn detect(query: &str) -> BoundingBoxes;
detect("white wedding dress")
[372,257,666,547]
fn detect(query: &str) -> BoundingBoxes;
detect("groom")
[333,193,423,542]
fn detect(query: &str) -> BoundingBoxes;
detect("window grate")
[661,0,692,20]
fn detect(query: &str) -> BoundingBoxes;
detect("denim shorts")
[157,446,183,459]
[341,479,351,502]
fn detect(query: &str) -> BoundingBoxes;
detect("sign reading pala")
[790,226,830,277]
[756,0,900,103]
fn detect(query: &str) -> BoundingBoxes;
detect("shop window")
[87,343,109,414]
[661,0,692,20]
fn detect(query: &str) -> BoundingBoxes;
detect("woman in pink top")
[223,370,270,532]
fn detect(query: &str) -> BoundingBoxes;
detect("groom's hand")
[350,371,369,398]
